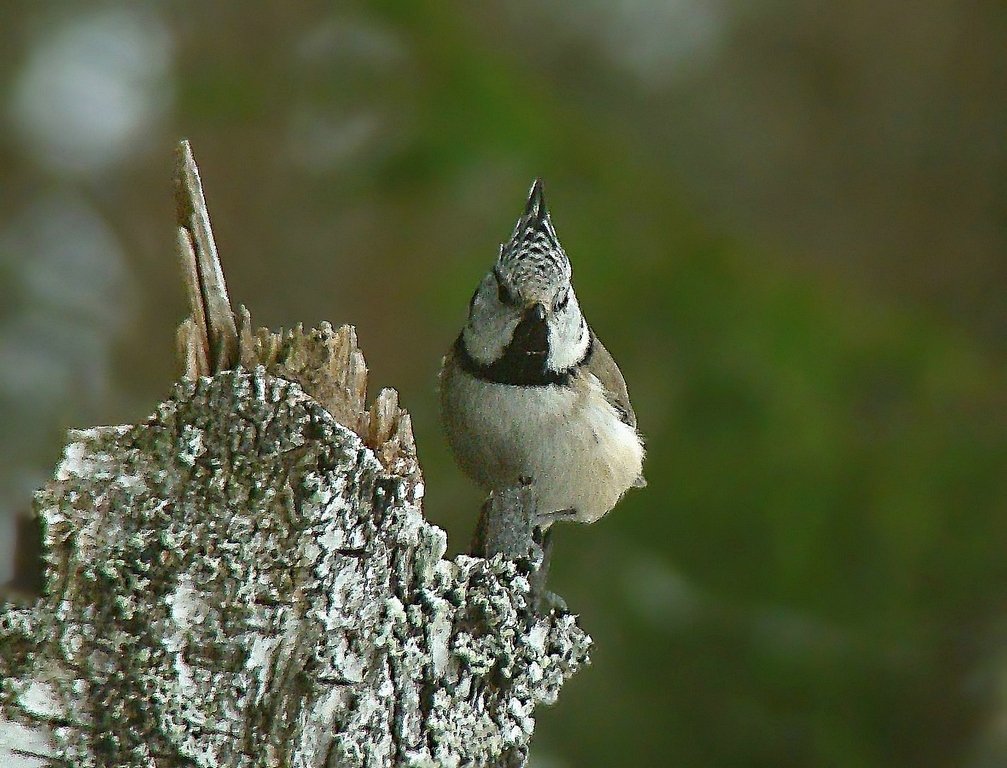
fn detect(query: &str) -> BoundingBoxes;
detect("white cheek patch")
[462,276,512,366]
[463,312,520,367]
[546,313,589,372]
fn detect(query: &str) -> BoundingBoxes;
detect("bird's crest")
[496,179,572,293]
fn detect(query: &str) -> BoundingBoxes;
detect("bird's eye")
[555,290,570,312]
[495,273,518,305]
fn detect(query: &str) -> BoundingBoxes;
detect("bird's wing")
[584,331,637,429]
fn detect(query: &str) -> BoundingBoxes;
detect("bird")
[439,179,645,527]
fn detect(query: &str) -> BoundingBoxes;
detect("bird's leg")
[469,480,567,614]
[470,482,537,560]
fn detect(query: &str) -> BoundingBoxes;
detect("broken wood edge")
[172,140,416,475]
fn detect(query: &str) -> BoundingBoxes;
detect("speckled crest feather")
[496,179,572,295]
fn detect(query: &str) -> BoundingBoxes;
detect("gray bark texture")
[0,142,591,768]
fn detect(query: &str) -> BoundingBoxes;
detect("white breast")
[440,361,644,523]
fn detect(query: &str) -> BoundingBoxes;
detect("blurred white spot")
[749,605,848,660]
[286,15,411,172]
[9,8,173,174]
[295,15,405,68]
[622,554,703,628]
[551,0,727,88]
[288,107,382,171]
[16,194,131,332]
[0,193,131,399]
[0,192,134,581]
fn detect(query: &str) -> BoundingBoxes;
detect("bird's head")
[462,180,590,379]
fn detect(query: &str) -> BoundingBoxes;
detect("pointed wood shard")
[173,139,238,373]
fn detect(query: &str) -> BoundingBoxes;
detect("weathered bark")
[0,142,590,767]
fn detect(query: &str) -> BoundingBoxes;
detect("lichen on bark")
[1,368,590,767]
[0,140,590,767]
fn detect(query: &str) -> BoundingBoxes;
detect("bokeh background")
[1,2,1005,765]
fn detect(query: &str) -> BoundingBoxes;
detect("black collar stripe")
[456,332,594,387]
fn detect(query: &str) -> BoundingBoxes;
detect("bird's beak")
[525,302,547,322]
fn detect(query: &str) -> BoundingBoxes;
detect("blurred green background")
[1,2,1005,765]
